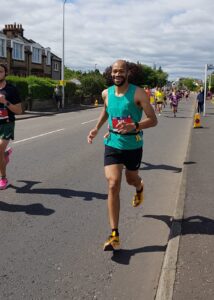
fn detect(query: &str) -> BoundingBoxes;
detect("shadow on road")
[183,161,196,165]
[144,215,214,237]
[140,161,182,173]
[10,180,107,201]
[111,245,167,265]
[0,201,55,216]
[111,214,214,265]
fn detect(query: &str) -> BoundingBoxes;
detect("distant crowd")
[143,86,211,117]
[144,86,190,117]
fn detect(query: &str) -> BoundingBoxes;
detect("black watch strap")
[135,122,140,131]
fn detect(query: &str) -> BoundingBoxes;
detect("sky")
[1,0,214,80]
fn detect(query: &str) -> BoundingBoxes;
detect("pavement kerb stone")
[16,111,56,121]
[16,105,99,121]
[155,103,195,300]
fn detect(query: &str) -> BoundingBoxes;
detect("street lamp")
[61,0,66,109]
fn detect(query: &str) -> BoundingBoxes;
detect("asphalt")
[156,99,214,300]
[15,103,98,121]
[172,100,214,300]
[14,99,214,299]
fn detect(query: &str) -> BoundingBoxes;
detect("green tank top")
[104,84,143,150]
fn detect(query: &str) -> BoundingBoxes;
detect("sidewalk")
[16,104,98,121]
[173,100,214,299]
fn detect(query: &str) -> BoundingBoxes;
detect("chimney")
[3,23,24,38]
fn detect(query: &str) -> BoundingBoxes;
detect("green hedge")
[5,74,105,104]
[6,75,57,101]
[26,76,55,100]
[65,81,77,100]
[6,76,28,101]
[29,84,53,100]
[81,75,106,97]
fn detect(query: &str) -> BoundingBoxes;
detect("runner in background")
[0,63,22,190]
[168,88,179,117]
[154,87,164,116]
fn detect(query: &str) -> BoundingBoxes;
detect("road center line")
[81,118,98,125]
[12,129,65,144]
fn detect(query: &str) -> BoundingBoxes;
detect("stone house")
[0,23,61,79]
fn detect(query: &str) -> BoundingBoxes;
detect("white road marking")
[81,118,98,125]
[12,129,65,144]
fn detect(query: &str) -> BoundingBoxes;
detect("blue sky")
[1,0,214,80]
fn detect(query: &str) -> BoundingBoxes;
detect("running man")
[169,88,179,117]
[87,60,157,251]
[0,63,22,189]
[154,87,164,115]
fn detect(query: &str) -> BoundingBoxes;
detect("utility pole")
[61,0,66,109]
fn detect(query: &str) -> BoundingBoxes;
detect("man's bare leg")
[0,139,9,178]
[103,164,123,250]
[125,169,142,189]
[125,169,144,207]
[104,164,123,229]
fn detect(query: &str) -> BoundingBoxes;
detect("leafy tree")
[155,66,168,87]
[103,62,145,87]
[179,78,198,91]
[64,67,83,80]
[103,62,168,88]
[81,74,106,98]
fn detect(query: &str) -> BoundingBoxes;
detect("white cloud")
[1,0,214,79]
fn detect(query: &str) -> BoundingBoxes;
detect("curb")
[16,112,56,121]
[155,104,195,300]
[16,105,99,121]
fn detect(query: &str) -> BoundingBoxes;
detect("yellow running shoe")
[132,181,144,207]
[103,231,120,251]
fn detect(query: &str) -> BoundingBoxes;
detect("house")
[0,23,61,79]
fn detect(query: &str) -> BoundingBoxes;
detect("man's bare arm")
[87,89,108,144]
[135,87,157,130]
[7,103,22,115]
[94,90,108,130]
[0,95,22,115]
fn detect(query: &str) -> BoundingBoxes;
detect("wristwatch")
[135,122,140,131]
[6,101,11,107]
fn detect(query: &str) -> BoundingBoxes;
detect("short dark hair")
[0,63,8,74]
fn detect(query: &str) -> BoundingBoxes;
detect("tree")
[155,66,168,87]
[81,74,106,98]
[64,67,83,80]
[103,62,168,88]
[179,78,198,91]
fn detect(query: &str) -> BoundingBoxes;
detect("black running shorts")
[104,145,143,171]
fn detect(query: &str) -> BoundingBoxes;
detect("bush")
[6,75,57,101]
[81,75,106,98]
[28,83,54,100]
[6,75,28,101]
[25,76,55,100]
[65,81,77,100]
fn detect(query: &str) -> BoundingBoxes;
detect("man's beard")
[0,78,6,83]
[113,76,127,87]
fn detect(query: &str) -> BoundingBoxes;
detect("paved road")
[173,101,214,300]
[0,98,195,300]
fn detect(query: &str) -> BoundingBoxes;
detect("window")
[54,62,59,71]
[0,38,6,57]
[32,47,42,64]
[12,42,24,60]
[46,51,51,65]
